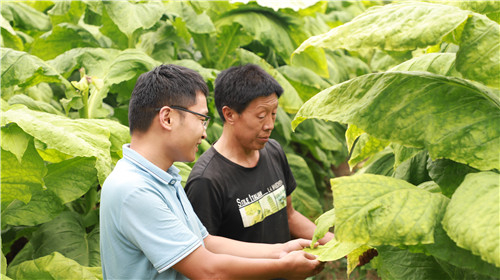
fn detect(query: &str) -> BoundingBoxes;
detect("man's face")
[175,92,209,162]
[232,93,278,151]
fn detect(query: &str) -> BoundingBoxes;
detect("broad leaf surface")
[31,23,102,60]
[456,14,500,88]
[0,141,44,211]
[304,239,361,262]
[287,153,323,221]
[1,48,61,89]
[389,53,460,77]
[426,158,478,197]
[294,2,470,53]
[103,1,164,37]
[415,223,500,278]
[376,245,451,280]
[44,157,97,204]
[47,48,121,79]
[1,108,129,184]
[0,2,51,31]
[292,72,500,171]
[7,252,101,280]
[331,174,449,246]
[442,172,500,267]
[310,208,335,246]
[29,211,100,267]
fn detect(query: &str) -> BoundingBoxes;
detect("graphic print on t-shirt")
[236,180,287,227]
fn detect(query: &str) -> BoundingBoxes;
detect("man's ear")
[158,107,173,131]
[222,106,237,124]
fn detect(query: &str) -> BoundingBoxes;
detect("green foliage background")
[1,1,499,279]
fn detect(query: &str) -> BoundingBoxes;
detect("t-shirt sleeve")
[120,187,202,272]
[185,177,223,235]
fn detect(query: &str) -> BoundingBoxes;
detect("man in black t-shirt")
[185,64,334,245]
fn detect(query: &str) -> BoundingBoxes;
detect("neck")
[214,127,259,168]
[130,132,174,172]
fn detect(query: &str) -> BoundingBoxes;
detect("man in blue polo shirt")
[99,64,324,279]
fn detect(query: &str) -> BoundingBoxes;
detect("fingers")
[303,252,318,260]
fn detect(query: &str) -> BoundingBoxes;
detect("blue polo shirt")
[100,144,208,279]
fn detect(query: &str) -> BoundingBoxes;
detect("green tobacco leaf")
[331,174,449,246]
[29,211,100,267]
[1,108,129,184]
[393,151,432,186]
[389,53,461,77]
[417,223,500,278]
[236,48,303,113]
[1,2,51,32]
[47,48,121,79]
[358,148,395,177]
[1,48,61,89]
[217,6,300,64]
[345,124,364,153]
[435,0,500,23]
[105,49,161,101]
[426,158,478,197]
[1,124,30,163]
[292,72,500,171]
[348,133,390,170]
[277,65,331,101]
[44,157,97,204]
[294,2,470,54]
[31,23,103,60]
[376,245,451,280]
[1,16,24,51]
[311,208,335,246]
[456,14,500,88]
[287,153,323,221]
[290,46,329,78]
[7,252,101,280]
[7,95,64,116]
[167,2,216,34]
[103,1,164,38]
[304,239,361,262]
[2,185,65,227]
[391,143,423,169]
[0,140,45,211]
[47,1,86,25]
[442,172,500,267]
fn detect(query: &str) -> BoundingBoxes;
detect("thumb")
[303,252,318,260]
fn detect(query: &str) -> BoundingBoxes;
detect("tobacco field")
[1,1,499,279]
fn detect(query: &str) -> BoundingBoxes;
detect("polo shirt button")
[169,179,176,185]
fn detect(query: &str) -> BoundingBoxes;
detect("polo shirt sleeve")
[119,186,202,272]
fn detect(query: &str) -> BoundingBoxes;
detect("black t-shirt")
[185,139,296,244]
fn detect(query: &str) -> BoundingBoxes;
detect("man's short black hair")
[214,64,283,122]
[128,64,209,134]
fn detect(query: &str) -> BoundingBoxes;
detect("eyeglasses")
[155,106,210,129]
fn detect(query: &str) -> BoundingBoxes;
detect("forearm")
[204,234,282,258]
[288,205,334,245]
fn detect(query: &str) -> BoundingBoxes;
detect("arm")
[287,196,335,245]
[173,243,323,280]
[204,234,313,259]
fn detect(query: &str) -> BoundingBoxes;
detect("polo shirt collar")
[122,144,182,186]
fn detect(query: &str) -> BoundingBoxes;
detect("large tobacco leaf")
[7,252,101,280]
[102,1,165,40]
[1,108,129,184]
[293,2,500,88]
[1,48,62,89]
[292,71,500,171]
[442,172,500,267]
[331,174,449,246]
[286,153,323,221]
